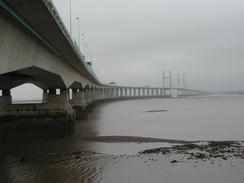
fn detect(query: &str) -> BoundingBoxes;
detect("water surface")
[78,95,244,141]
[1,95,244,183]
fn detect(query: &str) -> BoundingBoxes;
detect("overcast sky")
[50,0,244,90]
[49,0,244,92]
[11,0,244,100]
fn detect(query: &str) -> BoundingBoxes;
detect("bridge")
[0,0,207,121]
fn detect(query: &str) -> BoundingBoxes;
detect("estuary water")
[78,94,244,141]
[0,95,244,183]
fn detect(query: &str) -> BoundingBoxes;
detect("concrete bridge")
[0,0,207,120]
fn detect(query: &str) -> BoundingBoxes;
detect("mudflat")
[81,135,190,143]
[1,138,243,183]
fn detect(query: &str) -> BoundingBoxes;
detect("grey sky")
[50,0,244,91]
[8,0,244,101]
[11,0,244,100]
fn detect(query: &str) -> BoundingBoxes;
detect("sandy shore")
[1,137,243,183]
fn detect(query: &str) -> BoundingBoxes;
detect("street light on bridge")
[85,43,88,61]
[69,0,72,37]
[75,17,86,58]
[81,33,85,55]
[76,17,80,48]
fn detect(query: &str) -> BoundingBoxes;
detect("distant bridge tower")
[162,70,172,97]
[177,74,186,96]
[183,74,186,96]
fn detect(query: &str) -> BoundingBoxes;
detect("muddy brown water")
[0,95,244,182]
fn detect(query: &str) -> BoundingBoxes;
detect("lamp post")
[85,43,88,61]
[177,73,180,96]
[162,70,165,95]
[81,33,85,55]
[69,0,72,37]
[76,17,80,48]
[169,70,172,97]
[183,74,186,96]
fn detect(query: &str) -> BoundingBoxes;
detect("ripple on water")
[0,152,119,183]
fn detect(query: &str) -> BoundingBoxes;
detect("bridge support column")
[117,88,119,97]
[108,88,111,98]
[102,88,106,99]
[43,89,48,103]
[156,89,159,96]
[72,89,88,120]
[73,89,85,106]
[105,88,108,98]
[142,89,145,96]
[119,88,122,97]
[94,88,99,100]
[44,88,74,118]
[99,88,104,99]
[72,88,89,120]
[129,88,132,97]
[107,88,110,98]
[125,88,128,97]
[91,88,95,101]
[96,88,100,100]
[114,88,118,98]
[108,88,111,99]
[112,88,115,98]
[109,88,113,98]
[103,88,107,99]
[100,88,103,99]
[90,88,95,101]
[88,89,93,102]
[83,89,89,104]
[47,88,69,104]
[160,89,163,96]
[104,88,107,99]
[0,89,12,107]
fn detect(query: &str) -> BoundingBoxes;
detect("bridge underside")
[0,0,97,82]
[0,11,94,88]
[0,66,66,90]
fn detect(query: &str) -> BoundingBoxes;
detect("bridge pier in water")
[0,84,207,122]
[0,90,12,106]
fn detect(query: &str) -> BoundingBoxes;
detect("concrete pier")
[0,90,12,106]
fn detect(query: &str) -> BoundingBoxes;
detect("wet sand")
[1,138,243,183]
[81,135,190,143]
